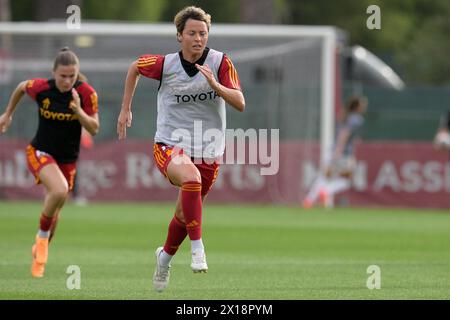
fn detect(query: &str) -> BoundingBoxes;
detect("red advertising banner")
[1,139,449,208]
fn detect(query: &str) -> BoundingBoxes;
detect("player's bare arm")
[0,81,27,133]
[69,88,99,136]
[196,63,245,112]
[117,60,140,140]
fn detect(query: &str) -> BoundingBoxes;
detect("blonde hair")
[174,6,211,34]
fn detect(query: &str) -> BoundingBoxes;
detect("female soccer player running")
[302,96,368,208]
[0,48,99,277]
[117,6,245,292]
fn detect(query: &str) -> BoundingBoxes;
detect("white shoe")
[153,247,170,292]
[191,249,208,273]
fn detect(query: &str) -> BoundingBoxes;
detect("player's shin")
[161,215,188,265]
[181,181,203,241]
[49,212,60,243]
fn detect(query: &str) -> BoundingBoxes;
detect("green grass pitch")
[1,201,450,299]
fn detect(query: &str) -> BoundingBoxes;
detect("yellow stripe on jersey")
[138,58,157,63]
[26,145,40,171]
[139,56,157,62]
[138,62,157,65]
[231,63,239,88]
[154,152,165,168]
[153,145,166,167]
[27,79,35,88]
[182,185,202,192]
[138,56,158,67]
[138,62,156,68]
[226,59,239,89]
[90,92,98,113]
[138,62,157,67]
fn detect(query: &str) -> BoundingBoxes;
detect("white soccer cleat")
[153,247,170,292]
[191,249,208,273]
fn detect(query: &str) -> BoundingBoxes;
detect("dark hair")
[53,47,87,81]
[174,6,211,34]
[342,96,368,121]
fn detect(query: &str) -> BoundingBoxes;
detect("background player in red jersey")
[117,6,245,292]
[0,47,99,278]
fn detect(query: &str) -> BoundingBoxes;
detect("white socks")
[305,174,352,206]
[38,230,50,238]
[325,178,351,195]
[159,239,204,267]
[191,239,204,253]
[159,250,173,267]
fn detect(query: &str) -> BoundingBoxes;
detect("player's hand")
[117,108,132,140]
[0,113,12,134]
[195,64,219,91]
[69,89,82,114]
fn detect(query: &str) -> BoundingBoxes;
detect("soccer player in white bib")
[302,96,368,209]
[117,6,245,292]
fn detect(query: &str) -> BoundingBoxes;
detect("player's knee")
[181,167,201,184]
[174,210,185,223]
[51,184,69,201]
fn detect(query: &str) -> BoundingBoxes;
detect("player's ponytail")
[53,47,86,81]
[77,72,88,82]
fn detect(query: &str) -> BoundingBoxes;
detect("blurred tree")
[10,0,163,22]
[34,0,82,21]
[10,0,36,21]
[0,0,11,21]
[239,0,277,24]
[282,0,450,85]
[0,0,11,52]
[7,0,450,84]
[10,0,79,21]
[283,0,413,52]
[396,0,450,85]
[83,0,164,22]
[11,0,82,21]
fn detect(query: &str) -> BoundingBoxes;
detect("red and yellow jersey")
[26,78,98,116]
[218,54,241,91]
[137,54,165,80]
[136,50,241,91]
[25,78,98,163]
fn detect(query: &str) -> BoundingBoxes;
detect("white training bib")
[155,49,226,159]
